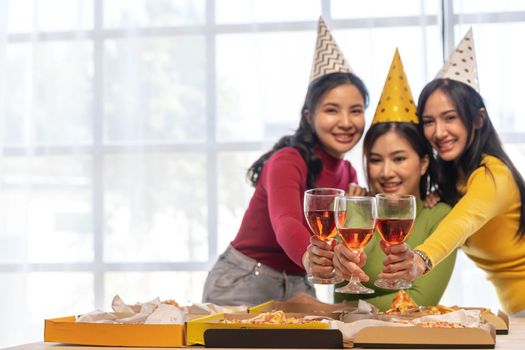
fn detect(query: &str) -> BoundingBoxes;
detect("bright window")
[1,1,524,347]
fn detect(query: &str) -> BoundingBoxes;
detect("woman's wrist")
[413,249,432,276]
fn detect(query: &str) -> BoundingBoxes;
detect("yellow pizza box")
[44,315,185,347]
[185,312,331,346]
[353,324,496,349]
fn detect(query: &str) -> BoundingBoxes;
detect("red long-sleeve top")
[231,146,358,275]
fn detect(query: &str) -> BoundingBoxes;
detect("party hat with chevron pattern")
[372,49,418,124]
[309,17,352,82]
[436,28,479,92]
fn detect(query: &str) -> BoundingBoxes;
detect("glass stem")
[349,273,360,284]
[349,250,362,284]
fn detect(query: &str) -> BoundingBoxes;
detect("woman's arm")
[381,159,517,281]
[405,203,458,306]
[417,160,516,266]
[263,149,314,267]
[406,247,457,306]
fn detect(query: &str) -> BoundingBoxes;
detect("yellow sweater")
[416,155,525,314]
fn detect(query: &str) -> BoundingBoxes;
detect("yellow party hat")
[435,28,479,92]
[372,49,418,124]
[309,17,353,82]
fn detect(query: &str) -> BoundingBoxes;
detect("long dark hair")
[247,72,369,189]
[417,78,525,238]
[363,122,430,199]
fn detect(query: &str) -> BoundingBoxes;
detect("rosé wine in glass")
[334,196,376,294]
[304,188,345,284]
[374,193,416,290]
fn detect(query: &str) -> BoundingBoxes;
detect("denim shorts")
[202,245,316,306]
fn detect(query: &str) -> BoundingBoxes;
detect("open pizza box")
[44,312,213,347]
[44,315,188,347]
[353,309,503,347]
[373,307,509,335]
[186,309,498,349]
[185,312,340,347]
[347,305,500,348]
[352,323,496,349]
[43,295,249,347]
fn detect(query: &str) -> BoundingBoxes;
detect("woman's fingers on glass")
[310,262,338,279]
[383,248,413,266]
[357,270,369,282]
[334,243,360,264]
[344,266,368,282]
[423,192,440,208]
[308,244,335,275]
[347,183,367,196]
[389,242,409,253]
[333,260,352,281]
[310,248,334,266]
[358,251,367,267]
[381,242,408,255]
[333,249,369,281]
[310,242,334,259]
[378,270,411,281]
[310,235,331,249]
[379,263,418,282]
[382,258,413,274]
[379,254,418,281]
[306,248,336,279]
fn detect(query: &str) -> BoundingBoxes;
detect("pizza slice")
[221,311,319,325]
[385,290,418,314]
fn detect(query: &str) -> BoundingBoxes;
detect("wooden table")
[5,317,524,350]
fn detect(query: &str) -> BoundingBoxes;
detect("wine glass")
[374,193,416,290]
[304,188,345,284]
[334,196,376,294]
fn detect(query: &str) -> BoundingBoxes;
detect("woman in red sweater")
[202,17,369,306]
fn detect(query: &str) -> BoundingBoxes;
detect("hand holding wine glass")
[304,188,345,284]
[334,196,376,294]
[304,235,338,280]
[378,241,422,282]
[374,193,416,290]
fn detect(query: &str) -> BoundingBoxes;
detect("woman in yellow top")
[340,30,525,316]
[378,77,525,315]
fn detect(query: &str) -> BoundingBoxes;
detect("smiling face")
[311,84,366,158]
[367,130,429,198]
[421,89,469,162]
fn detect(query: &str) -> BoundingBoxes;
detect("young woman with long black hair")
[202,18,369,306]
[379,30,525,315]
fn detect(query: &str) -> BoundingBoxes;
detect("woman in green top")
[305,122,457,311]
